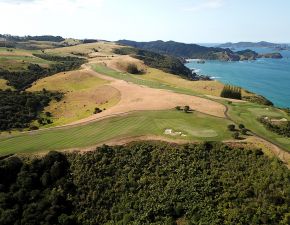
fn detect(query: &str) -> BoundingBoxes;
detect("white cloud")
[185,0,224,12]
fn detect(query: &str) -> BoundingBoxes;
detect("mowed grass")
[28,70,121,126]
[0,110,231,154]
[227,102,290,151]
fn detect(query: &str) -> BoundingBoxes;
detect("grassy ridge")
[0,110,231,154]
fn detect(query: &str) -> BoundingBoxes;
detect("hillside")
[0,142,289,225]
[117,40,283,61]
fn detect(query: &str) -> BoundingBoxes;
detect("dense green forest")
[0,55,86,90]
[0,89,62,131]
[1,142,289,225]
[220,85,242,99]
[0,34,65,43]
[114,47,200,80]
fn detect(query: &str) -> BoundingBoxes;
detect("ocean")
[185,46,290,108]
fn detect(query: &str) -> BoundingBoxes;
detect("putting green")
[0,110,231,155]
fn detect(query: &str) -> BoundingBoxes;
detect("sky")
[0,0,290,43]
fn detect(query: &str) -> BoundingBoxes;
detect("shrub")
[175,106,181,111]
[184,106,190,113]
[126,63,140,74]
[232,131,240,139]
[241,128,248,135]
[239,124,245,129]
[94,107,102,114]
[227,124,236,131]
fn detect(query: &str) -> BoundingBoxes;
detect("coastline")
[185,56,290,108]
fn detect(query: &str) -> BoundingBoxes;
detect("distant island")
[118,40,283,61]
[218,41,290,51]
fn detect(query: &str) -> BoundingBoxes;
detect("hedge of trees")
[220,85,242,99]
[114,47,199,80]
[0,55,86,90]
[0,89,63,131]
[1,142,289,224]
[258,117,290,137]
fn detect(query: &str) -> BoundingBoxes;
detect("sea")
[185,45,290,108]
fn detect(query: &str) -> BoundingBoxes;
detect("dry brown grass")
[28,70,121,126]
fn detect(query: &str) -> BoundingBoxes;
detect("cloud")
[0,0,36,4]
[185,0,224,12]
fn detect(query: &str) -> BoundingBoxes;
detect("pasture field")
[227,101,290,151]
[28,70,121,126]
[0,47,54,71]
[0,110,231,154]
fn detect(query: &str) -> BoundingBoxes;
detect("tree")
[184,106,190,113]
[232,132,240,139]
[241,128,248,135]
[126,63,140,74]
[239,124,245,129]
[94,107,102,114]
[227,124,235,131]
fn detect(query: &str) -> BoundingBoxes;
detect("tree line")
[0,89,63,131]
[1,141,289,224]
[220,84,242,99]
[0,54,86,90]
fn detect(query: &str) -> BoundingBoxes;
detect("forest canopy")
[0,142,289,225]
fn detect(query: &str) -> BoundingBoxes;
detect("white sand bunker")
[164,129,187,137]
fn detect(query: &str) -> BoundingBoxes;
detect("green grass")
[227,102,290,151]
[0,110,231,154]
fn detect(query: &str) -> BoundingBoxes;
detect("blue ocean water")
[185,47,290,108]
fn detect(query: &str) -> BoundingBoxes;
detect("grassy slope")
[28,70,121,127]
[227,101,290,151]
[46,41,119,56]
[92,64,202,96]
[0,47,54,71]
[0,110,231,154]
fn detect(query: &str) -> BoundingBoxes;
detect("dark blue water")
[185,47,290,108]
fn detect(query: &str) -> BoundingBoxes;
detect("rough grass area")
[46,41,120,56]
[143,68,224,96]
[228,102,290,151]
[0,79,10,90]
[92,64,206,96]
[0,110,231,154]
[28,70,121,126]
